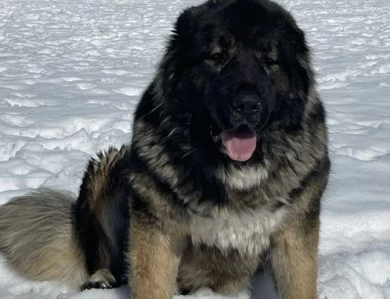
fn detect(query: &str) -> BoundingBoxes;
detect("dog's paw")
[81,269,117,290]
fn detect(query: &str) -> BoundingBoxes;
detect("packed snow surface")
[0,0,389,298]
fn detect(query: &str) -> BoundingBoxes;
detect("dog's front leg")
[127,215,184,299]
[270,218,319,299]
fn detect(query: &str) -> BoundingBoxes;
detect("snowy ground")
[0,0,389,298]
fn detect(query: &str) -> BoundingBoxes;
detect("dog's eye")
[208,52,224,61]
[265,57,278,66]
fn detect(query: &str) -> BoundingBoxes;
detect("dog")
[0,1,330,298]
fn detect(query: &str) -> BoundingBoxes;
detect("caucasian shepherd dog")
[0,0,330,298]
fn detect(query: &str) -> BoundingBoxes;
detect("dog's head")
[158,0,313,162]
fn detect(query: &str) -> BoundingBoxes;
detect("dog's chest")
[190,207,286,256]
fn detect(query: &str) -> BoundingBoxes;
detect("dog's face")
[160,0,312,162]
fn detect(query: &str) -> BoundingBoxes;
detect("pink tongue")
[221,129,257,162]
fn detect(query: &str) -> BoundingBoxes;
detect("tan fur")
[74,146,131,285]
[178,245,260,295]
[269,161,328,299]
[0,1,330,298]
[0,189,88,288]
[128,217,185,299]
[271,221,319,299]
[87,146,127,211]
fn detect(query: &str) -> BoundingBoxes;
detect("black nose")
[233,95,262,115]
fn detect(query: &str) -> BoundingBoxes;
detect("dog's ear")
[173,6,203,38]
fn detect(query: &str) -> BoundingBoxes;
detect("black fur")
[75,147,131,284]
[0,1,329,296]
[130,0,318,214]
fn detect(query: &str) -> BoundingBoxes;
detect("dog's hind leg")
[0,146,131,290]
[75,146,130,289]
[82,268,117,290]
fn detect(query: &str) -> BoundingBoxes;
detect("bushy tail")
[0,189,88,288]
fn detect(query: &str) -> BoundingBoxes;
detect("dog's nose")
[233,95,262,115]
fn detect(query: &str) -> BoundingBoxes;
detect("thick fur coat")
[0,1,330,298]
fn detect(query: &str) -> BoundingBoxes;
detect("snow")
[0,0,389,298]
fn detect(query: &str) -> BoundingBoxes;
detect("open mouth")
[221,125,257,162]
